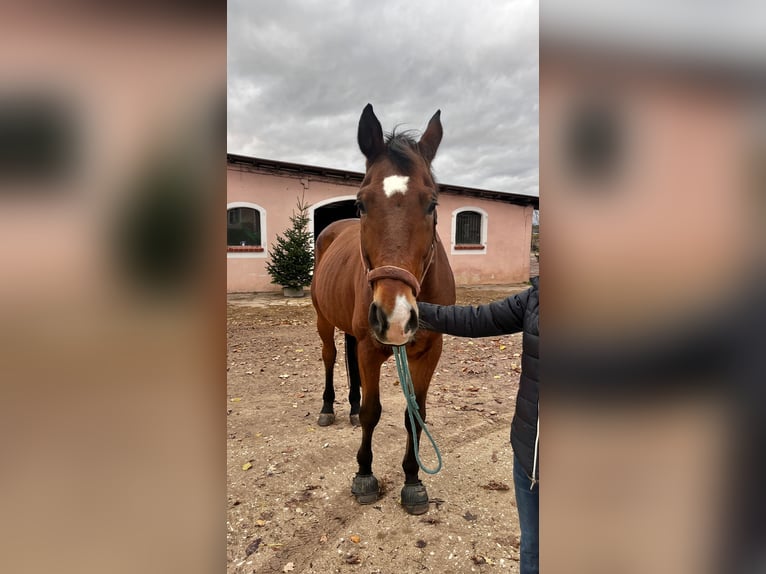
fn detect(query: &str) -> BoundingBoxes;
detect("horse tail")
[344,333,362,415]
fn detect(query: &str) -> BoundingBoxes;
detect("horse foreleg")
[344,333,361,426]
[351,339,385,504]
[400,337,442,515]
[317,315,337,427]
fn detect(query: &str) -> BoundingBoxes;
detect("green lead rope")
[392,345,443,475]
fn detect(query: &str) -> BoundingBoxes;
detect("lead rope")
[392,345,442,474]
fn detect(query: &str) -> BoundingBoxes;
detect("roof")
[227,153,539,209]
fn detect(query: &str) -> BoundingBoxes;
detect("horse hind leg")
[344,333,361,427]
[317,314,337,427]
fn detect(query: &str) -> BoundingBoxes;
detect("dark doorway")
[313,200,358,241]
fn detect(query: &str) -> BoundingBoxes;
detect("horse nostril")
[368,302,388,334]
[377,306,388,331]
[368,303,378,329]
[406,309,418,334]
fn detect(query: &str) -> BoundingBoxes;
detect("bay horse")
[311,104,456,515]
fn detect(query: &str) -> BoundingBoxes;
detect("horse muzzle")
[369,295,418,346]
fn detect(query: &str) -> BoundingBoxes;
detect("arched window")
[451,207,487,254]
[456,211,482,245]
[227,202,266,255]
[227,207,261,246]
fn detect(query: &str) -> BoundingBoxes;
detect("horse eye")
[355,200,366,216]
[427,201,437,214]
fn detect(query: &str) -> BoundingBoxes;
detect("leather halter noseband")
[361,234,437,299]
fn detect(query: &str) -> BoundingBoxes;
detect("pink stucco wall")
[227,165,533,292]
[435,193,533,285]
[227,167,358,292]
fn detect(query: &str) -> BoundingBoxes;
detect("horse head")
[356,104,443,345]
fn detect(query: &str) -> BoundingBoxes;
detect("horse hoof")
[317,413,335,427]
[401,482,429,515]
[351,473,379,504]
[349,414,360,427]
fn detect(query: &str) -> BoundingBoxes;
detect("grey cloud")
[228,0,539,196]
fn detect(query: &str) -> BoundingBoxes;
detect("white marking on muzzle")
[385,294,415,343]
[383,175,409,197]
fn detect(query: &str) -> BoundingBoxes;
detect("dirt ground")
[227,284,530,574]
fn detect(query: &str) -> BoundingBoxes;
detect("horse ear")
[418,110,442,165]
[358,103,385,164]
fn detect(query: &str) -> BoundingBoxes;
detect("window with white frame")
[455,210,482,245]
[227,207,261,246]
[452,206,487,254]
[227,203,266,253]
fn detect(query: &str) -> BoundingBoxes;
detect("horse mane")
[384,129,433,180]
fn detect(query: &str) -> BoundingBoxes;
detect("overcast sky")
[228,0,539,197]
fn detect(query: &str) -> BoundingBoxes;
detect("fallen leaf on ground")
[245,538,261,556]
[283,562,294,572]
[344,554,362,564]
[350,535,361,543]
[481,480,511,491]
[230,397,242,402]
[242,462,253,471]
[319,534,328,543]
[255,519,266,527]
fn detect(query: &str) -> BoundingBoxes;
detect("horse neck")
[418,233,454,305]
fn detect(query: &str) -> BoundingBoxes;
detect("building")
[227,153,538,293]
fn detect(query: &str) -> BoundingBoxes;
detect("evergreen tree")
[266,196,314,290]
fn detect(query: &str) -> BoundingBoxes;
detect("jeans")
[513,454,539,574]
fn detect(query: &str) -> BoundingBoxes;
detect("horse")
[310,104,456,515]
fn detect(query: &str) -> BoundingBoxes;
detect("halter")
[361,230,437,299]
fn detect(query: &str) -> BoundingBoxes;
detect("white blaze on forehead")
[383,175,409,197]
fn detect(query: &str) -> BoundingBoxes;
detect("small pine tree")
[266,196,314,290]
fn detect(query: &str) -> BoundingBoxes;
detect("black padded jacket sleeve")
[417,288,531,338]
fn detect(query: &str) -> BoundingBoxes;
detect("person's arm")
[418,288,531,338]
